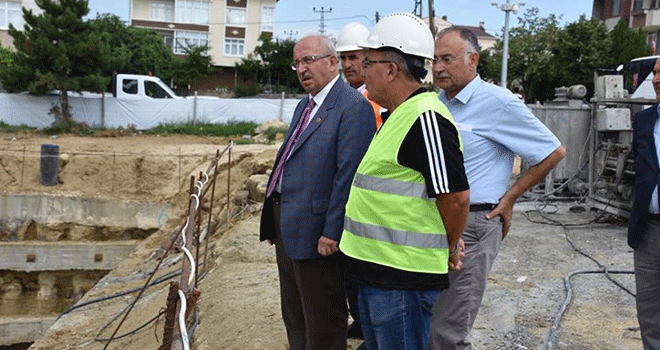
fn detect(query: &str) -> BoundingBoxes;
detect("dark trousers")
[270,194,348,350]
[635,219,660,350]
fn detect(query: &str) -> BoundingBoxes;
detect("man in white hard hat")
[339,13,470,350]
[336,21,383,129]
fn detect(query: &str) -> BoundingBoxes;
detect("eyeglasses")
[433,52,474,66]
[362,57,395,69]
[291,54,332,70]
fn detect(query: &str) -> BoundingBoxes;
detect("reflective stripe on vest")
[353,173,435,201]
[344,216,448,249]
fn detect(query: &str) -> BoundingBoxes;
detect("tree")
[173,44,214,91]
[484,8,561,101]
[2,0,110,127]
[88,14,177,83]
[0,45,12,90]
[548,15,610,92]
[484,9,649,102]
[606,18,650,68]
[235,33,301,95]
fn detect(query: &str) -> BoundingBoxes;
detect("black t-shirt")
[345,88,469,290]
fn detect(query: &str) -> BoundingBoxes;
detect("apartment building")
[0,0,39,48]
[593,0,660,54]
[130,0,277,89]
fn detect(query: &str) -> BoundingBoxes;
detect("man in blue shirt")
[427,26,566,350]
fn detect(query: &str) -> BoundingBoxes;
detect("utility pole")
[492,0,525,88]
[313,7,332,34]
[427,0,435,36]
[413,0,423,17]
[283,30,298,41]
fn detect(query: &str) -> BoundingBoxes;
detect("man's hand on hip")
[486,199,514,239]
[318,236,339,256]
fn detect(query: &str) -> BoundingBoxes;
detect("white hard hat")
[359,12,434,60]
[336,22,370,53]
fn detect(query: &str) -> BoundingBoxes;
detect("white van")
[617,56,659,99]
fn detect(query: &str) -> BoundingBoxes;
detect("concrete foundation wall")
[0,242,138,271]
[0,194,172,229]
[0,317,56,346]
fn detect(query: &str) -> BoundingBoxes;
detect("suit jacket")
[260,77,376,260]
[629,104,660,248]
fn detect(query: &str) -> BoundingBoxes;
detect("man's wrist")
[449,242,460,256]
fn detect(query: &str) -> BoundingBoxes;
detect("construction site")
[0,72,651,350]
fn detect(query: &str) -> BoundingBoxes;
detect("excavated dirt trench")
[0,134,278,348]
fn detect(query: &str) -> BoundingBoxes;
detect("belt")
[469,203,497,212]
[648,213,660,222]
[270,191,281,205]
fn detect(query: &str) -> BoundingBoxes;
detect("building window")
[175,31,208,54]
[176,0,209,24]
[261,6,274,32]
[224,38,245,56]
[0,2,22,29]
[151,1,174,21]
[611,0,621,16]
[226,8,246,26]
[634,0,644,11]
[161,32,174,51]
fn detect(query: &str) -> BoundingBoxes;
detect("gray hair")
[298,35,337,56]
[381,49,427,83]
[437,26,479,55]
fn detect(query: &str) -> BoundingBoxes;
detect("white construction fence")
[0,92,302,129]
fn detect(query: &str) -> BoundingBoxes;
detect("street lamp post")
[492,0,525,88]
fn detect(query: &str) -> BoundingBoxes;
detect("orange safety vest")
[362,90,383,129]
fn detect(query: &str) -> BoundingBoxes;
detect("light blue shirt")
[438,75,561,204]
[649,105,660,214]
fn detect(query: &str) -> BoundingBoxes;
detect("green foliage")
[0,121,36,133]
[483,8,562,101]
[173,44,215,90]
[235,33,301,94]
[0,45,12,90]
[233,138,254,145]
[87,14,176,82]
[234,82,261,97]
[606,19,650,68]
[262,126,288,141]
[124,27,176,81]
[486,9,650,102]
[551,16,609,86]
[477,48,498,82]
[142,121,258,137]
[1,0,111,128]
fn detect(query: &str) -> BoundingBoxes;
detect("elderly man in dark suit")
[259,35,376,350]
[630,57,660,350]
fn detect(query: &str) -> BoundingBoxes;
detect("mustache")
[434,73,450,79]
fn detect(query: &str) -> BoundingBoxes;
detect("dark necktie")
[266,98,316,197]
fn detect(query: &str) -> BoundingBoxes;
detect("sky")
[87,0,594,40]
